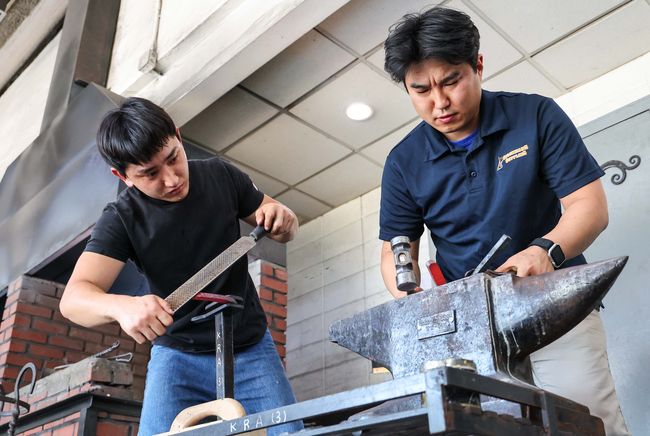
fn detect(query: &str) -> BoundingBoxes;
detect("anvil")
[330,257,627,384]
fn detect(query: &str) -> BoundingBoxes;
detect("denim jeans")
[139,330,302,436]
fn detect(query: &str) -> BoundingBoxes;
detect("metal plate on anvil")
[417,309,456,340]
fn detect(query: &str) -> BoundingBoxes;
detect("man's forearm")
[546,181,608,259]
[60,282,128,328]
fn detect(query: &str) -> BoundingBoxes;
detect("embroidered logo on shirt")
[497,145,529,171]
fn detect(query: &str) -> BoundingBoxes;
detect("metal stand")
[191,293,243,400]
[166,365,605,435]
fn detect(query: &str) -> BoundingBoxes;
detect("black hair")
[384,6,480,83]
[96,97,177,175]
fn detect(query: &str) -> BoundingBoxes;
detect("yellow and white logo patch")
[497,144,528,171]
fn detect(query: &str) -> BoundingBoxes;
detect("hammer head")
[329,257,627,383]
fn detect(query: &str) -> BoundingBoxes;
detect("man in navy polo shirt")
[379,7,628,435]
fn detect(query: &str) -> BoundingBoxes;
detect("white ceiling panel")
[448,1,521,78]
[533,0,650,89]
[360,118,421,165]
[290,63,416,148]
[318,0,443,55]
[228,160,288,197]
[296,154,383,205]
[367,48,385,71]
[225,114,351,184]
[182,87,278,151]
[276,189,332,220]
[469,0,627,53]
[241,30,355,108]
[483,60,563,97]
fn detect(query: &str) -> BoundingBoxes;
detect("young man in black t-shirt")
[60,97,302,436]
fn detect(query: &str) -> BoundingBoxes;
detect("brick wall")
[249,260,288,364]
[0,276,150,399]
[0,357,141,435]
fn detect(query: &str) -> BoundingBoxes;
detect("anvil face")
[329,257,627,383]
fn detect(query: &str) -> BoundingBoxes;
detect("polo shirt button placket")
[470,170,478,178]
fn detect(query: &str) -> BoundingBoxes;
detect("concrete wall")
[580,96,650,434]
[286,188,433,401]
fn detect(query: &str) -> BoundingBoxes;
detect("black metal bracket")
[0,362,37,436]
[600,155,641,185]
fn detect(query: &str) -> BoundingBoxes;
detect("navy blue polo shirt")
[379,90,604,281]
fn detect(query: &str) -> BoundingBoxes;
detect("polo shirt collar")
[423,90,510,161]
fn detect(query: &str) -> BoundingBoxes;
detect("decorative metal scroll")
[0,362,37,436]
[600,155,641,185]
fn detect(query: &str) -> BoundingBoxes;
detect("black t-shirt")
[85,157,267,351]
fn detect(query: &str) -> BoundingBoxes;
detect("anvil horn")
[491,256,628,362]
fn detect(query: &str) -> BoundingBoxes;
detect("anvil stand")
[190,293,244,400]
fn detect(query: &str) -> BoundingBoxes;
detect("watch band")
[528,238,566,268]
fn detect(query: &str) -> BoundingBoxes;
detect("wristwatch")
[528,238,566,269]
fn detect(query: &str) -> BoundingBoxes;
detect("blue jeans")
[139,330,302,436]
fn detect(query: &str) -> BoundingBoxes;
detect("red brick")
[0,313,31,332]
[132,352,149,367]
[11,327,48,343]
[65,351,88,363]
[1,365,20,380]
[261,263,274,277]
[274,268,288,281]
[70,327,102,343]
[96,421,132,436]
[52,424,77,436]
[103,335,123,348]
[44,417,66,430]
[0,339,26,354]
[258,288,273,302]
[85,342,110,355]
[36,293,61,310]
[262,302,287,318]
[261,276,287,293]
[273,292,288,305]
[49,335,84,350]
[52,311,68,322]
[5,288,20,306]
[29,344,66,359]
[273,317,287,331]
[270,330,286,345]
[133,362,148,377]
[16,302,53,319]
[3,352,41,367]
[95,323,121,336]
[276,344,286,358]
[135,342,151,354]
[19,276,62,296]
[33,318,69,335]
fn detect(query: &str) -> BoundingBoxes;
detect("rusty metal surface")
[330,257,627,384]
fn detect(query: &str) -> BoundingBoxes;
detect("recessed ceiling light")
[345,102,373,121]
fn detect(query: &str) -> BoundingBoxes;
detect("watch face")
[548,244,565,268]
